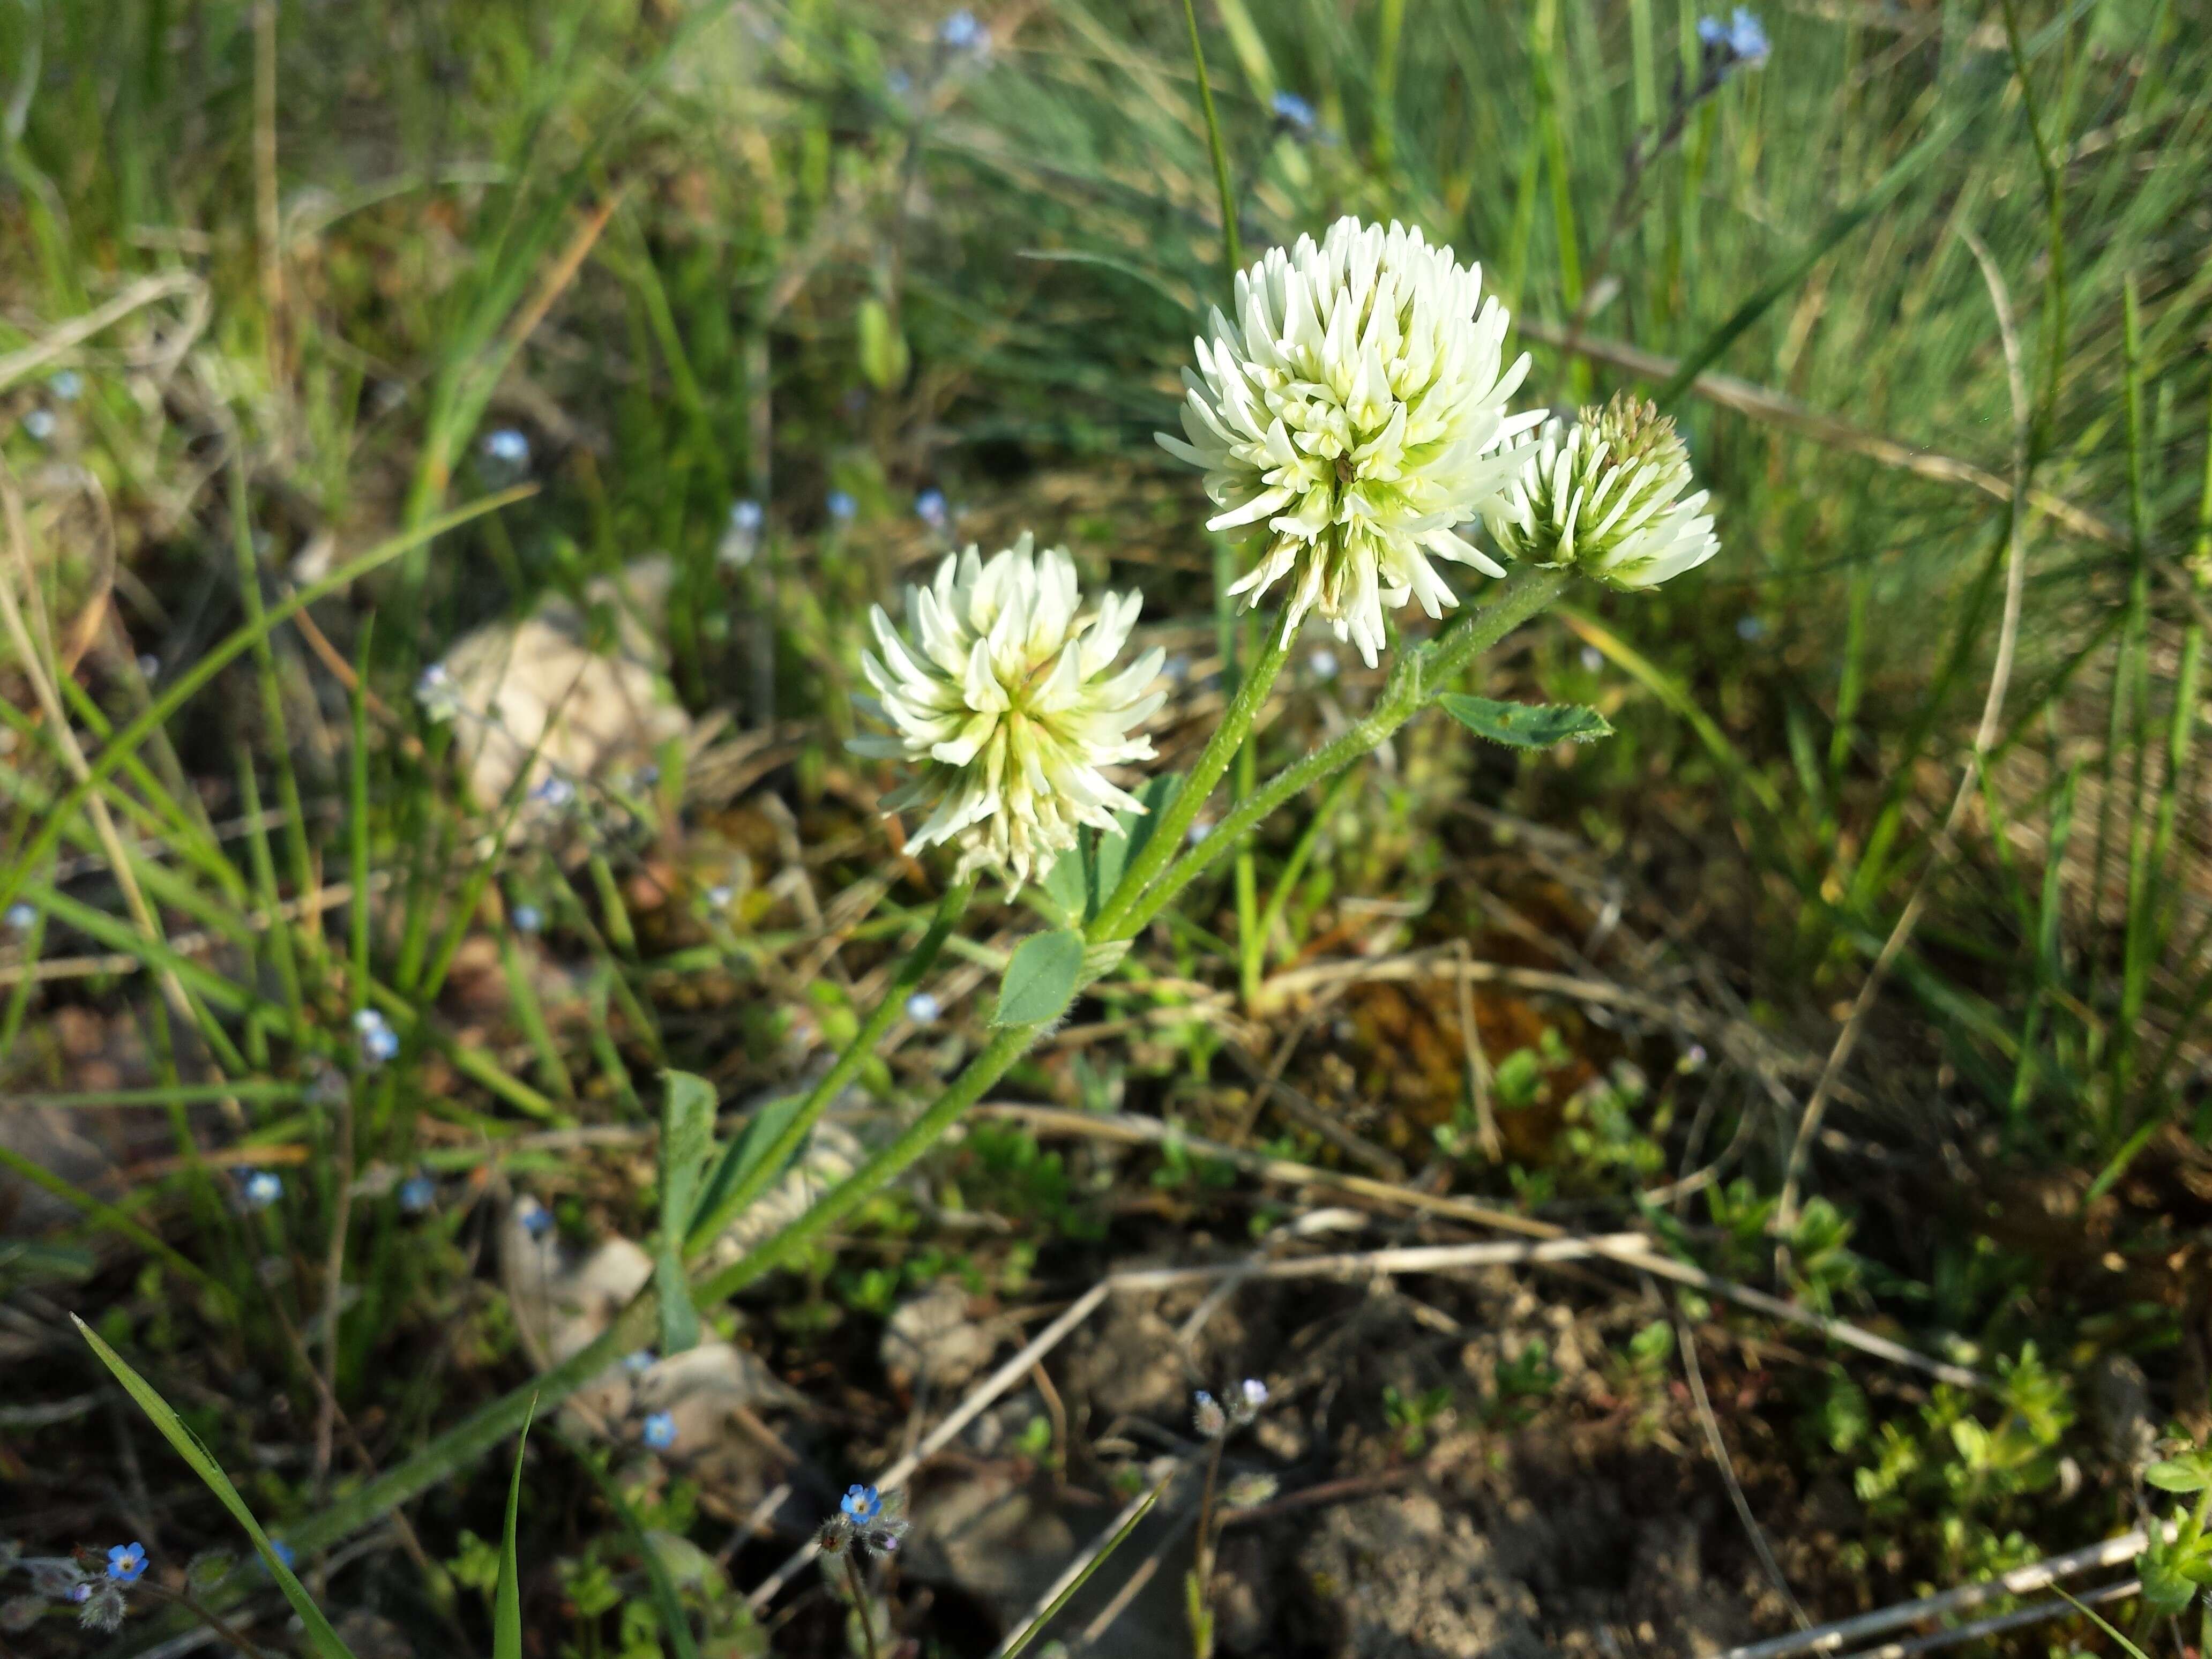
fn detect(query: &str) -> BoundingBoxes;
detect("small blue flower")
[826,489,858,523]
[731,498,765,534]
[1307,648,1339,681]
[481,428,531,469]
[1580,645,1605,672]
[519,1198,555,1239]
[634,763,661,788]
[915,487,948,528]
[137,654,161,679]
[512,904,544,935]
[414,662,460,722]
[5,901,36,931]
[623,1349,656,1376]
[1163,654,1192,685]
[1736,615,1766,642]
[530,775,576,809]
[938,9,987,53]
[50,370,83,401]
[398,1174,436,1214]
[1272,90,1317,132]
[268,1541,295,1572]
[841,1484,884,1524]
[1186,819,1213,848]
[1700,8,1769,66]
[887,68,914,98]
[23,409,56,442]
[242,1171,283,1210]
[1727,8,1770,64]
[354,1007,399,1066]
[904,991,941,1026]
[643,1411,678,1450]
[706,884,735,909]
[106,1543,147,1585]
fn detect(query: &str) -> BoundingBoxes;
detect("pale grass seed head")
[1486,393,1720,589]
[853,534,1165,892]
[1157,216,1542,667]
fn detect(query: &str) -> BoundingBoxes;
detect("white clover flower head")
[1159,216,1541,667]
[1486,393,1718,590]
[853,534,1165,893]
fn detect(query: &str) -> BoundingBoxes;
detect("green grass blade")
[0,487,532,919]
[72,1317,358,1659]
[495,1403,534,1659]
[1000,1467,1168,1659]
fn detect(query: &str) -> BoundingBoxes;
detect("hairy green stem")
[1119,567,1569,940]
[1093,622,1292,941]
[262,573,1566,1569]
[685,875,976,1253]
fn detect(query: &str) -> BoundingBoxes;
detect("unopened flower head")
[853,535,1165,892]
[1159,216,1540,666]
[1485,394,1718,590]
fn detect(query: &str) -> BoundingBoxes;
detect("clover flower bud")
[1486,393,1718,590]
[1160,217,1542,667]
[853,536,1165,892]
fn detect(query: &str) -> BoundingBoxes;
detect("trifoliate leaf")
[1439,693,1613,748]
[993,928,1086,1027]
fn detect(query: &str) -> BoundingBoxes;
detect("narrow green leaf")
[657,1071,717,1355]
[72,1318,358,1659]
[1439,693,1614,749]
[690,1092,806,1253]
[992,928,1086,1027]
[494,1404,534,1659]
